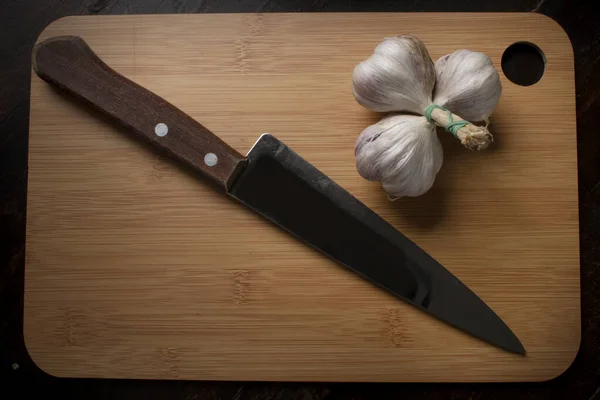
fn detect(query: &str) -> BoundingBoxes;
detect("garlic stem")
[428,107,493,150]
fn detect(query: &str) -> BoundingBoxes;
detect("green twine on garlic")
[424,104,470,139]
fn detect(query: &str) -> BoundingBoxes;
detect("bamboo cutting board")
[25,13,579,382]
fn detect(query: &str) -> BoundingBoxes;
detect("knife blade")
[32,35,525,354]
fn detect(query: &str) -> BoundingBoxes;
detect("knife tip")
[506,336,526,355]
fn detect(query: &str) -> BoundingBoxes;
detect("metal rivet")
[204,153,218,167]
[155,123,168,137]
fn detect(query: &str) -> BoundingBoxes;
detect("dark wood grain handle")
[32,36,247,190]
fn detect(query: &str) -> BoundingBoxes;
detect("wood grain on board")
[25,13,579,382]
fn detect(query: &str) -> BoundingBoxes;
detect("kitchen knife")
[32,36,525,355]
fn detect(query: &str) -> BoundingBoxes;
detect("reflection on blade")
[228,134,524,354]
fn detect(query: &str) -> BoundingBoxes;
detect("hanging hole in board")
[501,42,546,86]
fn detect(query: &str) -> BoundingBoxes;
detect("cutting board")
[25,13,579,382]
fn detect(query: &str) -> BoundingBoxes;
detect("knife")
[32,36,525,355]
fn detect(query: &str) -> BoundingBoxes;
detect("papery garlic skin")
[355,114,443,198]
[352,36,436,114]
[433,50,502,122]
[352,37,501,198]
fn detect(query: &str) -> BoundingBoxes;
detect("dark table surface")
[2,0,599,399]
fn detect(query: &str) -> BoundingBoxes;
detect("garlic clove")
[355,114,443,198]
[433,50,502,122]
[352,36,436,114]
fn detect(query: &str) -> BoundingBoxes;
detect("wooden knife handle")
[32,36,246,190]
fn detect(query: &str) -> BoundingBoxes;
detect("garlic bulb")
[433,50,502,121]
[352,36,435,114]
[352,35,502,198]
[355,114,442,198]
